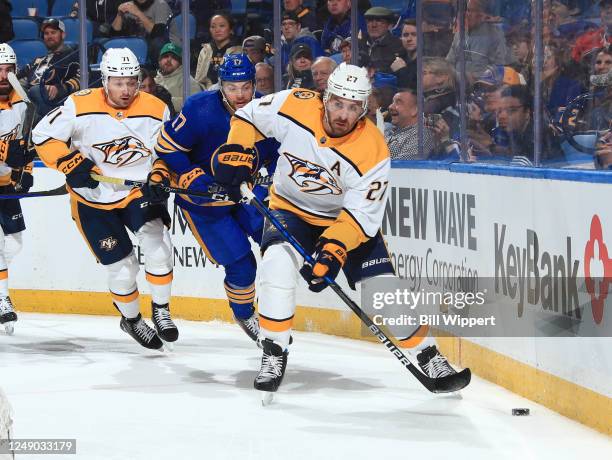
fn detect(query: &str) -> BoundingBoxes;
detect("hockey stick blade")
[239,183,471,394]
[0,184,67,200]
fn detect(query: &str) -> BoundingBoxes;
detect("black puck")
[512,408,530,416]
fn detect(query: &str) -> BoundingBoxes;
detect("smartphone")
[424,113,442,128]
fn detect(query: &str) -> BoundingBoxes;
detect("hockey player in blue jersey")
[153,53,278,343]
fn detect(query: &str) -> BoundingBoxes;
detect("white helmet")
[324,63,371,116]
[100,47,141,92]
[0,43,16,66]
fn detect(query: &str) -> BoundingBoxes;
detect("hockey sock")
[111,289,140,319]
[224,282,255,319]
[0,268,8,297]
[146,271,173,305]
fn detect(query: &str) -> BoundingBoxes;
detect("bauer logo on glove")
[300,238,347,292]
[211,144,258,203]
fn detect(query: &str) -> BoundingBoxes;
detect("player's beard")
[0,84,12,97]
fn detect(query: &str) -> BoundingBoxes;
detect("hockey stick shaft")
[239,184,444,393]
[91,173,272,201]
[7,72,36,192]
[0,184,67,200]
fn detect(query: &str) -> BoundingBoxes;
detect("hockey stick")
[7,72,36,191]
[240,183,471,394]
[0,184,67,200]
[91,173,273,202]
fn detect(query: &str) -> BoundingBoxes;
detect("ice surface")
[0,313,610,460]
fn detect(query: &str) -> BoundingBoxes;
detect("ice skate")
[120,313,164,350]
[151,302,178,348]
[255,338,288,404]
[233,310,260,344]
[0,296,17,335]
[417,345,458,378]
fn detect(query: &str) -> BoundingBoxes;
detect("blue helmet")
[218,53,255,82]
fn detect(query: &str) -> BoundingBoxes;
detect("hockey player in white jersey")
[33,48,178,350]
[213,63,463,394]
[0,43,34,335]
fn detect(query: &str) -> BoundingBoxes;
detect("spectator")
[385,88,435,160]
[284,0,319,33]
[70,0,122,37]
[243,36,267,64]
[493,85,561,164]
[423,58,459,142]
[446,0,514,78]
[0,0,13,43]
[140,67,176,117]
[391,19,417,89]
[421,0,455,57]
[592,45,612,77]
[17,19,80,117]
[466,65,526,156]
[111,0,175,63]
[255,62,274,95]
[277,11,324,72]
[541,43,583,120]
[311,56,336,92]
[359,7,403,74]
[506,26,533,80]
[572,0,612,62]
[340,37,351,64]
[155,43,202,112]
[321,0,366,55]
[550,0,597,42]
[366,88,383,125]
[195,13,240,89]
[284,43,315,89]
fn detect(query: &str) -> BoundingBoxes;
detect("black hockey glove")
[18,172,34,193]
[211,144,256,202]
[0,139,28,169]
[299,238,347,293]
[142,162,171,204]
[57,151,99,189]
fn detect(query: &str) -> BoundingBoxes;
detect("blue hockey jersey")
[155,89,278,214]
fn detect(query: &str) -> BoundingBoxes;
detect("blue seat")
[62,17,94,43]
[50,0,76,17]
[12,18,40,40]
[170,13,196,40]
[232,0,248,15]
[8,40,47,68]
[97,37,148,65]
[11,0,49,17]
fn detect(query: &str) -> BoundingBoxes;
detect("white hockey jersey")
[229,88,390,251]
[0,91,27,185]
[33,88,169,209]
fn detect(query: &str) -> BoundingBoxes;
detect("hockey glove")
[142,161,171,204]
[57,151,99,189]
[17,172,34,193]
[299,238,347,292]
[0,139,28,169]
[178,167,214,205]
[211,144,255,203]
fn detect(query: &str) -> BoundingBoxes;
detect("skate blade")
[161,339,174,352]
[3,321,15,336]
[260,391,274,406]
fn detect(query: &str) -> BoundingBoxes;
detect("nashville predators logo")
[94,136,152,167]
[99,236,118,251]
[285,152,342,195]
[0,126,20,141]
